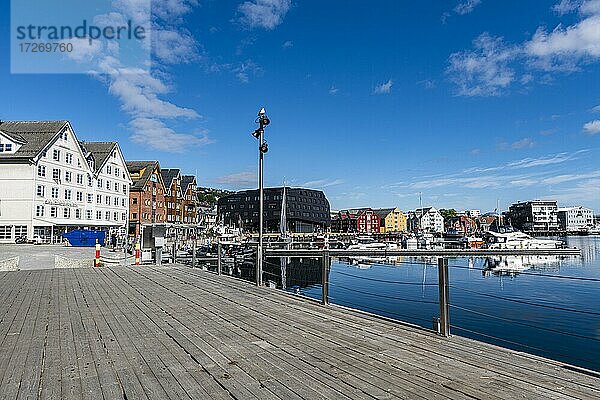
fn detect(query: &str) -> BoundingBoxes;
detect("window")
[37,165,46,177]
[105,196,110,205]
[132,213,138,220]
[115,182,119,192]
[65,189,72,200]
[76,174,83,185]
[65,171,72,182]
[0,144,13,152]
[75,209,81,219]
[113,212,118,221]
[52,168,61,182]
[36,205,44,217]
[36,185,45,197]
[51,187,59,199]
[106,165,112,174]
[65,153,73,164]
[113,198,118,206]
[122,184,127,194]
[121,198,126,207]
[87,175,93,187]
[52,149,60,161]
[122,213,127,221]
[86,210,92,220]
[97,179,103,188]
[0,226,11,239]
[132,198,138,205]
[96,211,102,220]
[106,180,110,190]
[87,194,93,203]
[63,208,71,218]
[50,207,57,218]
[96,195,101,203]
[105,211,110,220]
[115,167,120,177]
[76,191,83,202]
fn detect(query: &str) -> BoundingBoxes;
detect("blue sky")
[1,0,599,212]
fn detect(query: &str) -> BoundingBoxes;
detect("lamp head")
[258,107,266,117]
[252,128,262,139]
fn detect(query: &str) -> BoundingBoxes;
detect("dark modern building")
[217,187,331,233]
[506,200,559,232]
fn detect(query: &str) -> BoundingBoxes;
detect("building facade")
[558,206,594,232]
[218,187,330,233]
[0,121,131,244]
[407,207,444,233]
[161,169,182,224]
[181,175,198,224]
[331,208,381,233]
[507,200,559,232]
[374,208,407,233]
[126,161,167,236]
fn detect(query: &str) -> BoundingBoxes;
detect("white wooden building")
[0,120,131,243]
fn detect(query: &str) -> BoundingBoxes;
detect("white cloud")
[215,171,256,187]
[129,118,212,152]
[592,105,600,112]
[282,40,293,48]
[417,79,436,89]
[552,0,583,15]
[302,179,344,188]
[454,0,482,15]
[328,85,339,95]
[447,33,517,96]
[153,29,199,64]
[238,0,292,30]
[583,119,600,134]
[373,79,393,94]
[449,1,600,95]
[506,150,588,168]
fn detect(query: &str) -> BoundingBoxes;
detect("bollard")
[95,239,100,267]
[437,257,450,337]
[172,243,176,264]
[192,241,196,268]
[321,250,330,305]
[135,240,141,266]
[217,241,222,275]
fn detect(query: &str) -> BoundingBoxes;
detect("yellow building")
[374,208,407,233]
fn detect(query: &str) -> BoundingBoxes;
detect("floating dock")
[0,266,597,399]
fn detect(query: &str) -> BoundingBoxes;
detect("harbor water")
[265,236,600,372]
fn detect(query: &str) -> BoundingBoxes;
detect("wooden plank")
[39,269,64,400]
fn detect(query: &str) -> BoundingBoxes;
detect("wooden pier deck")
[0,265,598,399]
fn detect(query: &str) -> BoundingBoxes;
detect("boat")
[589,226,600,235]
[483,226,564,249]
[347,236,399,251]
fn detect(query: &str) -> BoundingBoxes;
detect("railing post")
[192,240,196,268]
[322,250,330,305]
[217,241,222,275]
[256,246,262,286]
[438,257,450,337]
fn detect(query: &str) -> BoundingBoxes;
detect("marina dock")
[0,265,598,399]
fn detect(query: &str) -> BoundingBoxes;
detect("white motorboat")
[347,236,399,251]
[484,227,564,249]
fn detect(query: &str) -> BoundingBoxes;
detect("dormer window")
[0,143,12,152]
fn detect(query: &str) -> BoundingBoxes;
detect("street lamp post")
[252,107,270,286]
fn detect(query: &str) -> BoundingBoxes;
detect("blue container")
[62,230,106,247]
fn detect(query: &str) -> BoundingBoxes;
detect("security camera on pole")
[252,107,270,286]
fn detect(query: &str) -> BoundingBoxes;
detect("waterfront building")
[506,200,559,232]
[407,207,444,233]
[476,215,498,232]
[447,215,477,235]
[181,175,198,224]
[0,120,131,244]
[374,208,407,233]
[558,206,594,232]
[218,187,330,233]
[126,161,167,236]
[331,208,381,233]
[161,169,182,224]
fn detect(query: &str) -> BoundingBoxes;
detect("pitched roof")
[373,208,396,219]
[161,169,181,188]
[181,175,196,192]
[79,141,117,174]
[126,161,160,191]
[0,120,68,160]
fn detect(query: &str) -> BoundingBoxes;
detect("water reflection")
[482,255,563,277]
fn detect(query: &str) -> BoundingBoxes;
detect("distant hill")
[196,187,234,206]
